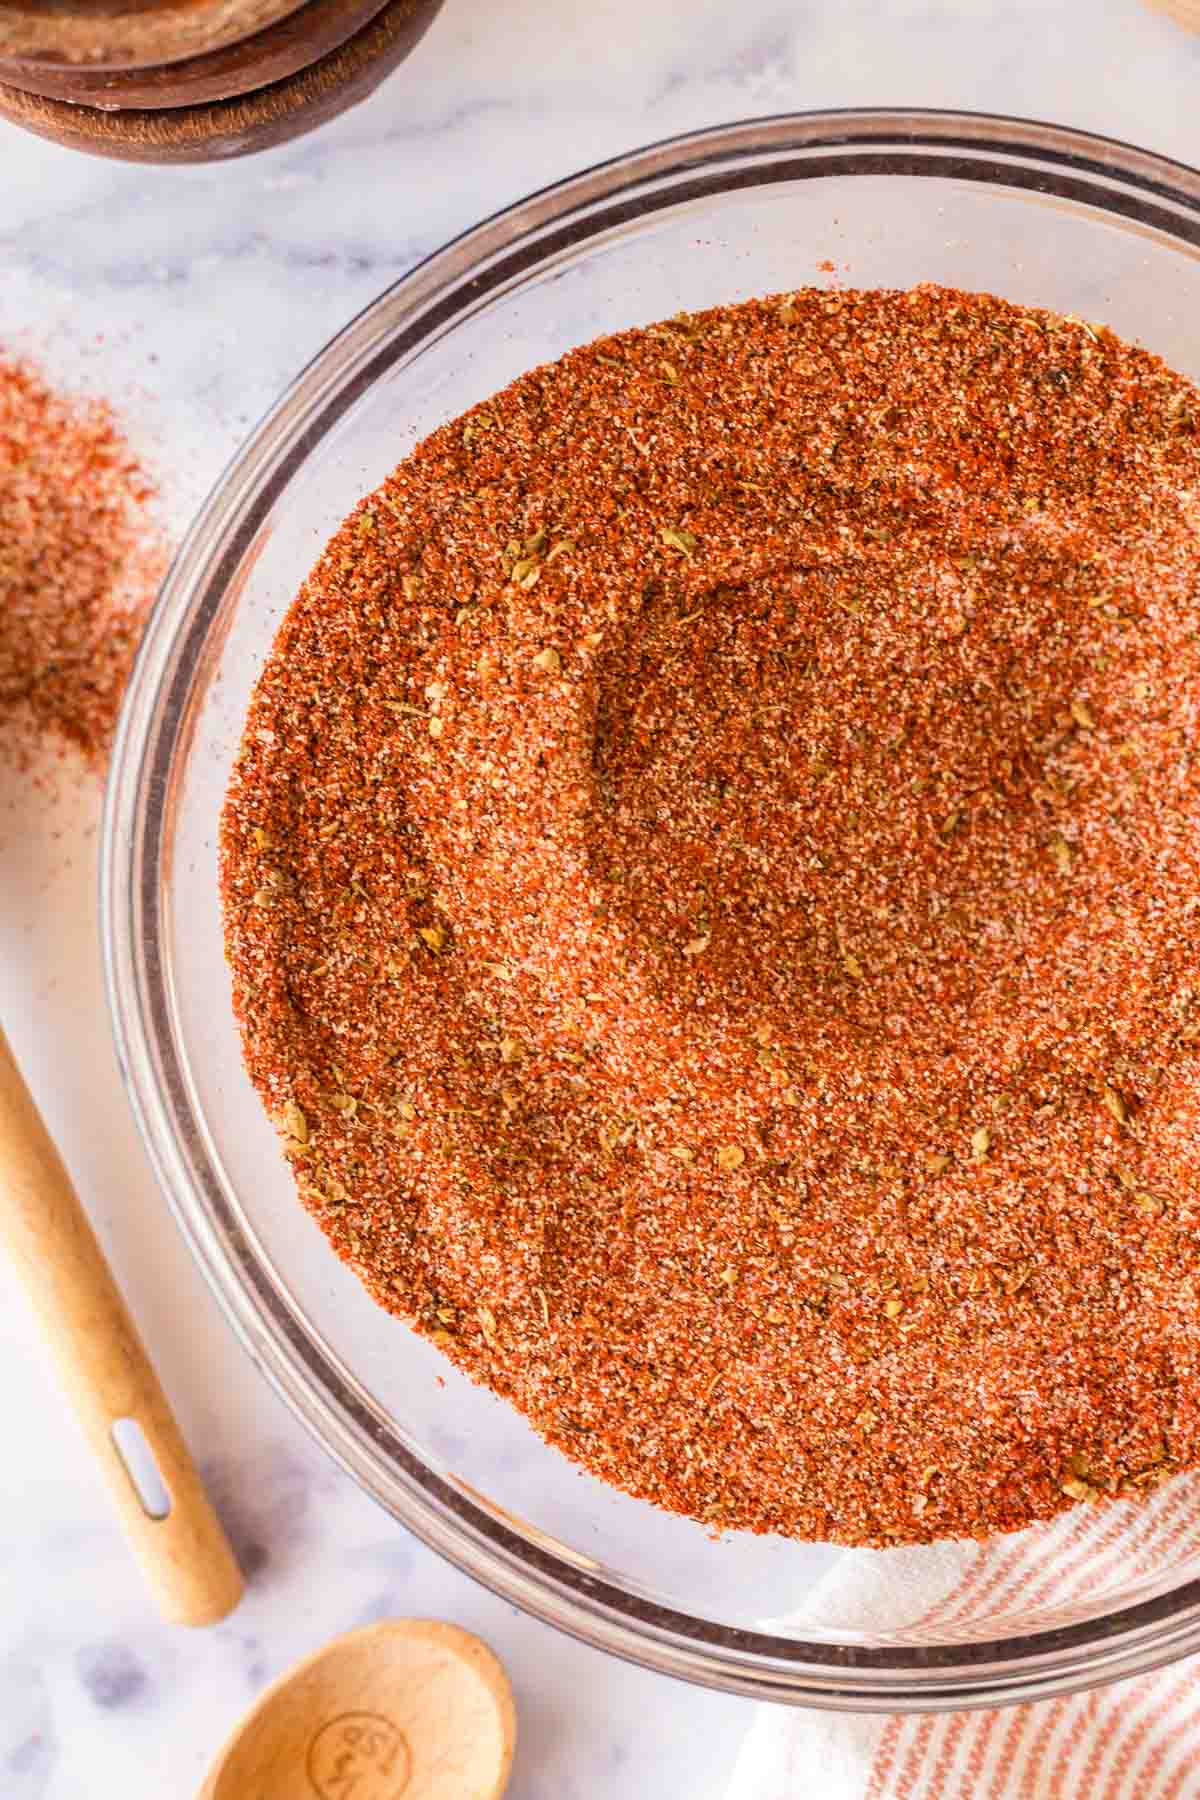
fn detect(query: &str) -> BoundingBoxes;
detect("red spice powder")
[0,356,164,769]
[221,285,1200,1545]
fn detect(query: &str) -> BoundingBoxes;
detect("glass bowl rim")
[102,106,1200,1709]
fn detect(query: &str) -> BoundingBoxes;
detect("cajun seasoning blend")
[0,357,163,768]
[221,286,1200,1546]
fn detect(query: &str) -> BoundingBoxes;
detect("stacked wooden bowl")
[0,0,445,162]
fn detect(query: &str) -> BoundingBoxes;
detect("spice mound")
[222,287,1200,1546]
[0,356,163,769]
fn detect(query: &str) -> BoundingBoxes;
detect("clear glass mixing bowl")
[103,110,1200,1709]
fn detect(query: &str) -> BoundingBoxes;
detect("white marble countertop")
[0,4,1195,1795]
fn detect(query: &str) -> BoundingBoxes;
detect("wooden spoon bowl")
[200,1620,516,1800]
[0,0,391,107]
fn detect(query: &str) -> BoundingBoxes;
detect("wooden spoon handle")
[0,1021,243,1624]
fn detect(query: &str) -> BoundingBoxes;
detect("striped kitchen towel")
[729,1483,1200,1799]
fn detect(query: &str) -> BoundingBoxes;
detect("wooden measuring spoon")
[0,1021,242,1624]
[200,1620,516,1799]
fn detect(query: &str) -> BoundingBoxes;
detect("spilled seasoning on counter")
[221,285,1200,1546]
[0,356,164,769]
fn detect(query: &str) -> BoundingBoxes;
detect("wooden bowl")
[0,1,307,69]
[0,0,442,161]
[0,0,391,107]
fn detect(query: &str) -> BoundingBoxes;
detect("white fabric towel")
[729,1482,1200,1799]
